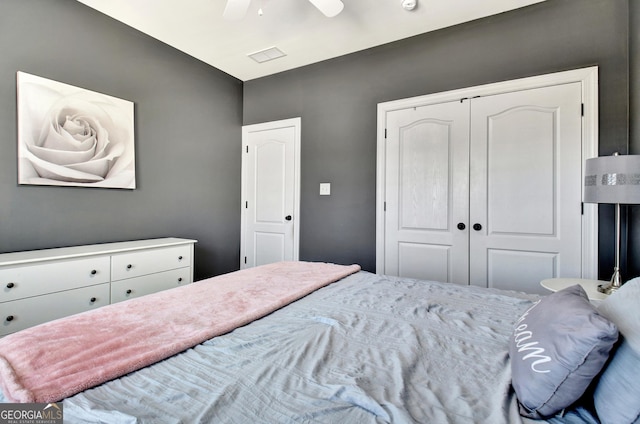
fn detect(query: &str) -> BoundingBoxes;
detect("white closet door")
[241,118,300,268]
[385,101,469,283]
[469,82,583,294]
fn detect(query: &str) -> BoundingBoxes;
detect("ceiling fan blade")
[223,0,251,20]
[307,0,344,17]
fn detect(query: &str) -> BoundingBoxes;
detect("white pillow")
[594,278,640,424]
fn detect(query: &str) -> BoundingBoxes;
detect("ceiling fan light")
[401,0,417,11]
[223,0,251,20]
[308,0,344,17]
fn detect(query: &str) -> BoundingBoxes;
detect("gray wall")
[1,0,635,282]
[243,0,632,277]
[0,0,243,279]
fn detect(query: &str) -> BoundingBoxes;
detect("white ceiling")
[76,0,546,82]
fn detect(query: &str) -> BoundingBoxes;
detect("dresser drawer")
[1,283,110,336]
[0,257,110,303]
[111,245,191,281]
[111,268,191,303]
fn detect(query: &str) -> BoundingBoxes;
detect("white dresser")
[0,238,196,336]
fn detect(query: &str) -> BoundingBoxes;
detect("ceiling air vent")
[248,47,286,63]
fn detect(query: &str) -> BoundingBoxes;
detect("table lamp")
[584,152,640,294]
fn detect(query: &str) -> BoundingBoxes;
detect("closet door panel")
[486,107,555,235]
[469,83,583,294]
[385,101,469,284]
[487,250,557,293]
[400,122,449,230]
[398,243,450,283]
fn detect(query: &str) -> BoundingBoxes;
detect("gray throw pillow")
[509,284,618,419]
[594,277,640,424]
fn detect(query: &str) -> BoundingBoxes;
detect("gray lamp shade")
[584,154,640,205]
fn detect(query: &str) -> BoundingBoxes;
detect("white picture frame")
[17,71,136,189]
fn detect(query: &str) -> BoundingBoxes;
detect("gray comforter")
[60,271,538,423]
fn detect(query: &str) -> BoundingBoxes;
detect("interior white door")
[241,118,300,269]
[378,67,598,291]
[469,83,583,293]
[384,101,470,283]
[382,81,586,294]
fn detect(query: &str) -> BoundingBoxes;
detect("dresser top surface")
[0,238,197,267]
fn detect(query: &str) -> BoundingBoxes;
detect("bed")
[0,261,637,424]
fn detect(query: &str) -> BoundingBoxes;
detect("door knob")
[457,223,466,230]
[473,223,482,231]
[285,215,292,221]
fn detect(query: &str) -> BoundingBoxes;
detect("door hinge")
[246,145,249,153]
[245,201,248,208]
[244,256,247,264]
[384,128,387,139]
[384,201,386,212]
[581,103,584,117]
[581,202,584,215]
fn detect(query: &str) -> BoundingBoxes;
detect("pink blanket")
[0,261,360,403]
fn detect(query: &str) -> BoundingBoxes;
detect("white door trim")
[376,66,599,279]
[241,117,301,268]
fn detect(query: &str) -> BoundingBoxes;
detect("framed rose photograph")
[17,71,136,189]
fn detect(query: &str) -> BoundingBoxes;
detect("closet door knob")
[285,215,292,221]
[90,269,97,275]
[473,223,483,231]
[6,315,14,322]
[90,297,97,303]
[126,289,132,294]
[127,264,133,269]
[457,223,466,230]
[6,282,15,289]
[178,278,183,282]
[178,256,183,261]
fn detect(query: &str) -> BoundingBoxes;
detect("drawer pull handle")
[90,269,97,275]
[126,289,132,294]
[178,256,183,261]
[90,297,97,303]
[127,264,133,269]
[178,278,183,282]
[6,315,14,322]
[6,282,15,289]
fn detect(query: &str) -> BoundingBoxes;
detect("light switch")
[319,183,331,196]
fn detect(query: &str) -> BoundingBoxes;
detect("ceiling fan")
[223,0,345,20]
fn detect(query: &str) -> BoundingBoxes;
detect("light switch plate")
[319,183,331,195]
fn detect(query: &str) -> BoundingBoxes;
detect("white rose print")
[17,72,135,189]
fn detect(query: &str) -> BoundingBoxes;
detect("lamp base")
[598,267,622,295]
